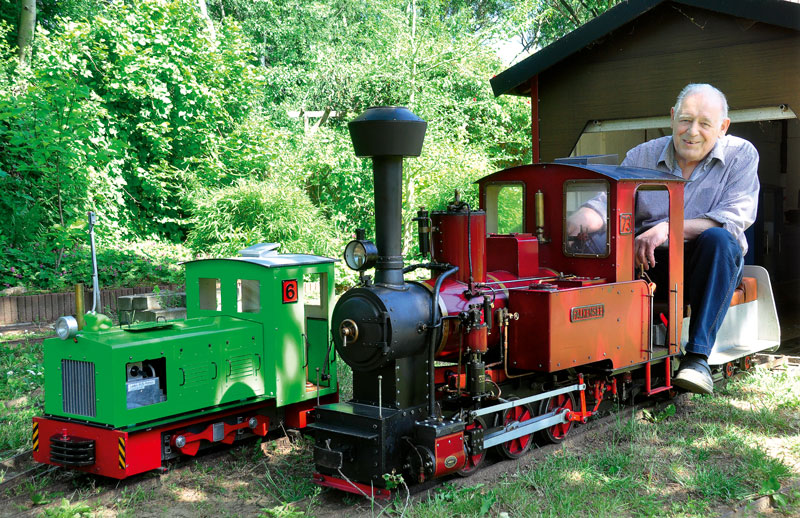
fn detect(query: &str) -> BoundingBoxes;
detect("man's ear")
[670,107,675,121]
[719,117,731,136]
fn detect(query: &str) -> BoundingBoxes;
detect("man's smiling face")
[671,91,730,168]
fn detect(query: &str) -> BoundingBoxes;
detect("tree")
[517,0,620,52]
[196,0,217,40]
[16,0,35,65]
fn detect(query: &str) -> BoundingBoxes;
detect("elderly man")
[568,83,760,394]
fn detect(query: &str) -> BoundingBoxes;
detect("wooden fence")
[0,285,184,326]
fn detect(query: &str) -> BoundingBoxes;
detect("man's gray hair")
[674,83,729,120]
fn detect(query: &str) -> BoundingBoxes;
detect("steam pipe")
[429,265,459,417]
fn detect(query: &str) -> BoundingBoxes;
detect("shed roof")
[491,0,800,97]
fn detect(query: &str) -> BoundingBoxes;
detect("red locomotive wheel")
[457,417,487,477]
[496,399,535,460]
[535,392,576,444]
[724,362,735,378]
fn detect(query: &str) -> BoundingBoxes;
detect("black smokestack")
[348,106,426,286]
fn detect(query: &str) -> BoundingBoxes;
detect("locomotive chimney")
[349,106,427,286]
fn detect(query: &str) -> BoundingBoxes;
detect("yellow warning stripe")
[32,422,39,452]
[118,437,126,470]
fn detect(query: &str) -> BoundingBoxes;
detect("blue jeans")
[652,227,744,357]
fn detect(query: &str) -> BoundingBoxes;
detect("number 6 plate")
[282,279,298,304]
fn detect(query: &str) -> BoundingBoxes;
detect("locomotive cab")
[478,161,780,369]
[478,162,688,370]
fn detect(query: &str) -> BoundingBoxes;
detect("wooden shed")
[490,0,800,347]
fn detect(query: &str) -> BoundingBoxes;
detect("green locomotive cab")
[183,243,337,409]
[35,244,337,478]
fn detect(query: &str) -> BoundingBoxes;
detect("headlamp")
[343,239,378,271]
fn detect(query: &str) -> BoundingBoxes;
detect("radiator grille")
[61,359,97,417]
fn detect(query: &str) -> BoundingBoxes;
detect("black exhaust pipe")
[348,106,426,286]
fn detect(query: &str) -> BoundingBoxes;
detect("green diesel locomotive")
[33,244,338,478]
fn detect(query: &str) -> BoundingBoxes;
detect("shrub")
[186,178,342,259]
[0,239,191,293]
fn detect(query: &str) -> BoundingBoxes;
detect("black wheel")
[457,417,487,476]
[535,392,576,444]
[495,399,535,459]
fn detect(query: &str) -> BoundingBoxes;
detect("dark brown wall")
[536,2,800,161]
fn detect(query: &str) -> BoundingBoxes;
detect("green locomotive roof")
[184,254,337,269]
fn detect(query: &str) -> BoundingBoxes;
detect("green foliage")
[40,499,93,518]
[518,1,621,51]
[0,0,263,254]
[382,471,405,490]
[29,491,51,506]
[0,339,44,457]
[187,178,342,258]
[642,403,676,423]
[3,0,595,293]
[0,240,189,292]
[760,476,788,507]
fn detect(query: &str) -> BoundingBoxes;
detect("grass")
[0,337,45,460]
[337,359,354,402]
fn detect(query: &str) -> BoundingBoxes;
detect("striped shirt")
[621,135,760,255]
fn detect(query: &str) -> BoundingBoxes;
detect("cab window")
[198,278,221,311]
[485,183,524,234]
[563,180,610,257]
[237,279,260,313]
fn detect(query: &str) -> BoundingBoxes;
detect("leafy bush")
[0,0,264,251]
[0,239,191,293]
[0,0,538,294]
[187,178,342,258]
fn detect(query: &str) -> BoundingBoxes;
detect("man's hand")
[566,207,604,236]
[634,221,669,269]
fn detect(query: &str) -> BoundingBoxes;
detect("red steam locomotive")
[310,107,780,498]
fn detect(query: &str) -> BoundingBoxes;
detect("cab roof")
[477,163,688,184]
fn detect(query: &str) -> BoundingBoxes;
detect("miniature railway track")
[0,451,52,493]
[2,355,795,517]
[297,393,686,517]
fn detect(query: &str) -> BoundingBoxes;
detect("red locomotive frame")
[33,396,336,479]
